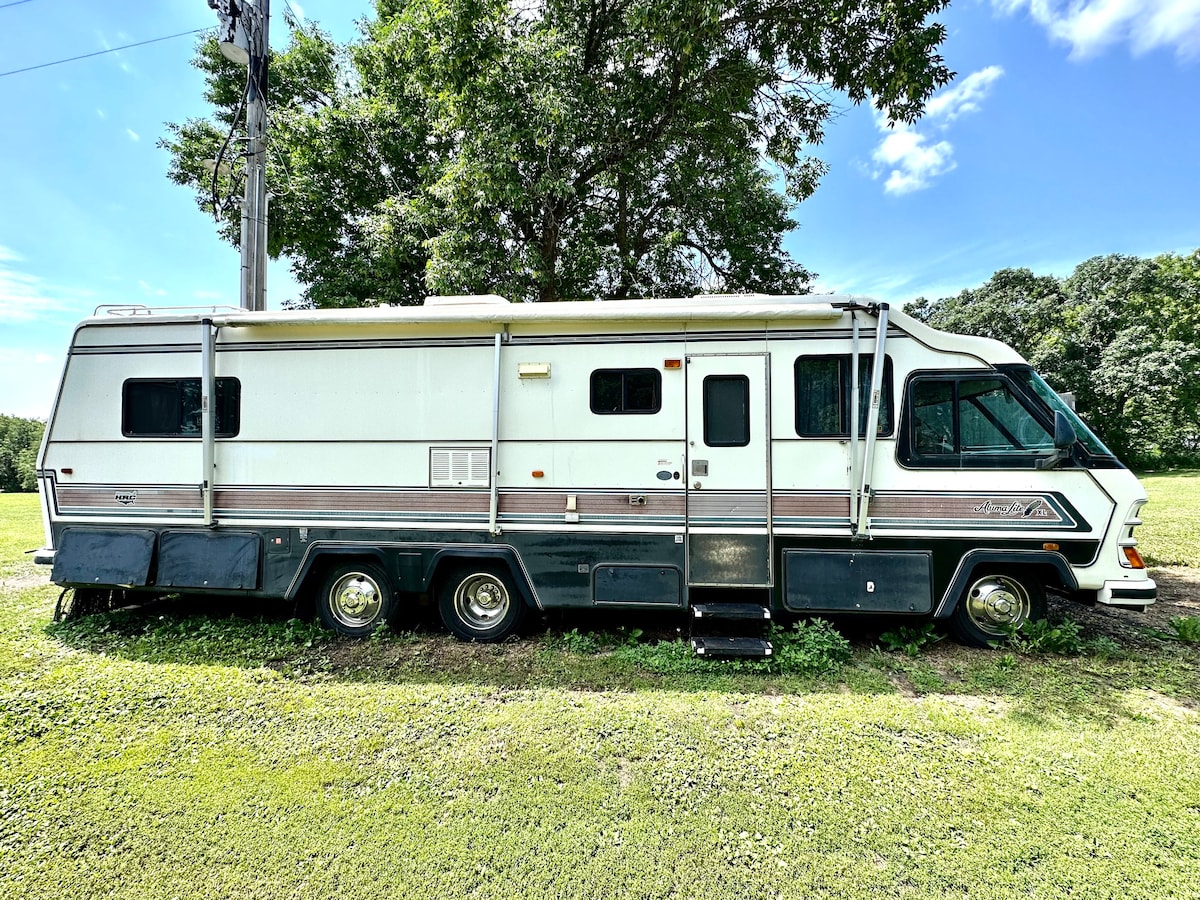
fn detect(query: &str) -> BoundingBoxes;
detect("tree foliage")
[0,415,44,493]
[163,0,951,305]
[910,251,1200,467]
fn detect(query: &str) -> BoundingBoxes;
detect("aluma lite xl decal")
[973,499,1048,518]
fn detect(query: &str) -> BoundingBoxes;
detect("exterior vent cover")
[430,448,491,488]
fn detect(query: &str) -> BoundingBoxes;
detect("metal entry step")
[691,636,773,658]
[691,602,771,621]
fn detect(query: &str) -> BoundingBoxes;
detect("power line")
[0,0,37,9]
[0,27,209,78]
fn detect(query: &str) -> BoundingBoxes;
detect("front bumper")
[1097,578,1157,608]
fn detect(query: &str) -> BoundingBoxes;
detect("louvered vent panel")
[430,448,491,488]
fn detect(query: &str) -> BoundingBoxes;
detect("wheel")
[438,564,526,642]
[950,571,1046,648]
[317,562,394,637]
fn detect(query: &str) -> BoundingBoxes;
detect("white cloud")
[0,248,72,324]
[870,66,1004,196]
[289,1,307,22]
[997,0,1200,59]
[923,66,1006,121]
[137,279,167,298]
[126,128,140,142]
[873,127,957,194]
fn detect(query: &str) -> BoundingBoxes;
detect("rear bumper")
[1097,578,1157,608]
[32,548,55,566]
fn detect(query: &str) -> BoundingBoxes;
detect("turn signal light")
[1122,546,1146,569]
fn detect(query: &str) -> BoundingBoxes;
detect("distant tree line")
[0,416,44,493]
[908,250,1200,469]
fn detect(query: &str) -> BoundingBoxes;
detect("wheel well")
[965,562,1066,595]
[429,554,538,610]
[292,551,389,614]
[939,551,1076,617]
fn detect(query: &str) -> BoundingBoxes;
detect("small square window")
[590,369,661,414]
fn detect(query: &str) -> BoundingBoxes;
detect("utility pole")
[210,0,269,312]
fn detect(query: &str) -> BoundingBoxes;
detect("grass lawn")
[1,488,1199,900]
[1138,469,1200,567]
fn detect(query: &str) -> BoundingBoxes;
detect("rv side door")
[684,354,771,587]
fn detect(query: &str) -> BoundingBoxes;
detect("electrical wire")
[210,1,263,220]
[0,0,36,9]
[0,28,209,78]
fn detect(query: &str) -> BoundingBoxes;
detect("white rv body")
[35,294,1156,647]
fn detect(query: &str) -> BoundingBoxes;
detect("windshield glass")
[1008,367,1114,458]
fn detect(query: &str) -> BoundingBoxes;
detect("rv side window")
[795,355,893,437]
[122,379,241,438]
[590,369,661,414]
[703,375,750,447]
[902,375,1054,467]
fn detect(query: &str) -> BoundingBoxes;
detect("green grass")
[2,493,1200,899]
[1138,469,1200,566]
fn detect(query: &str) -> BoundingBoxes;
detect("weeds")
[1000,617,1127,658]
[1144,615,1200,644]
[877,623,944,657]
[1167,615,1200,643]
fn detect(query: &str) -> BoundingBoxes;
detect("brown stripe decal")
[215,488,489,514]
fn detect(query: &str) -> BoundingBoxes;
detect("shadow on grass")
[40,591,1200,730]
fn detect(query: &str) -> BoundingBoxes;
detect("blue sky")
[1,0,1198,417]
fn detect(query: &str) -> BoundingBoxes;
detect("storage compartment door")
[52,528,157,587]
[157,531,260,590]
[783,550,933,613]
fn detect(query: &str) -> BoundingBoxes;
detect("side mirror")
[1053,410,1077,450]
[1038,411,1078,469]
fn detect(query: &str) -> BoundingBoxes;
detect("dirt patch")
[1047,566,1200,648]
[0,566,52,591]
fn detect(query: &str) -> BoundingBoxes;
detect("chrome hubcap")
[964,575,1031,635]
[329,573,382,628]
[454,573,511,631]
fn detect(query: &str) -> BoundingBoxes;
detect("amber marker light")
[1042,542,1060,551]
[1122,546,1146,569]
[664,359,682,369]
[532,470,545,478]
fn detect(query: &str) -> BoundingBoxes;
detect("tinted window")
[795,355,893,437]
[590,369,661,414]
[904,375,1054,467]
[122,379,240,437]
[703,375,750,447]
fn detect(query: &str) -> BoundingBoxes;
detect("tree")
[908,267,1067,368]
[163,0,952,306]
[912,251,1200,467]
[0,415,44,493]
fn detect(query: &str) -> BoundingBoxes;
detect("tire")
[438,564,526,642]
[950,570,1046,648]
[317,562,394,637]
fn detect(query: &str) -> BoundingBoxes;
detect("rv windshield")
[1008,367,1114,458]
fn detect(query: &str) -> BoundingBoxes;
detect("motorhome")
[34,294,1156,655]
